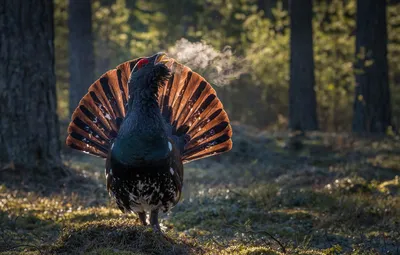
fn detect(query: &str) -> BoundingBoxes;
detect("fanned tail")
[66,59,140,157]
[159,60,232,163]
[66,56,232,163]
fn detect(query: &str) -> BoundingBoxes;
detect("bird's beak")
[154,52,169,65]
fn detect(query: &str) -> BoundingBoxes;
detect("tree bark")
[68,0,94,115]
[0,0,62,170]
[257,0,289,19]
[258,0,277,19]
[289,0,319,131]
[352,0,391,133]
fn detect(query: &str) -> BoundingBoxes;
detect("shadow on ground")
[0,125,399,254]
[51,219,202,255]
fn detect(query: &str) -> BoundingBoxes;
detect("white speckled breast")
[108,169,178,213]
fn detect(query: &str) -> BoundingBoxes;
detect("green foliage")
[313,1,356,131]
[54,0,69,120]
[243,3,290,128]
[323,244,342,255]
[244,0,357,130]
[388,3,400,129]
[92,0,133,74]
[54,0,400,131]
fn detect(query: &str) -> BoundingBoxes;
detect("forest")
[0,0,399,254]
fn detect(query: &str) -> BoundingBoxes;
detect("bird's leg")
[137,212,147,226]
[150,210,161,232]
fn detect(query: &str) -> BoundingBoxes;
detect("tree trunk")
[0,0,62,171]
[288,0,319,131]
[68,0,94,115]
[352,0,391,133]
[258,0,277,19]
[257,0,289,19]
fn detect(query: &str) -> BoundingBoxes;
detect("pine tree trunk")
[0,0,62,171]
[289,0,319,131]
[352,0,391,133]
[68,0,94,115]
[258,0,277,19]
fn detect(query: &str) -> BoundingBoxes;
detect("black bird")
[66,53,233,231]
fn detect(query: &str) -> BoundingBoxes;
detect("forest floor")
[0,124,400,255]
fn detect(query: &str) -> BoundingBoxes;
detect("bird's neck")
[129,87,159,111]
[111,88,169,166]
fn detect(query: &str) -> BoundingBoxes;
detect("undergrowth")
[0,127,399,254]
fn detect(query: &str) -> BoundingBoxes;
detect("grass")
[1,125,400,254]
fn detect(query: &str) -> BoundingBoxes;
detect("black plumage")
[66,53,232,230]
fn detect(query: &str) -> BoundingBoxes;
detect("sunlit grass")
[0,131,399,254]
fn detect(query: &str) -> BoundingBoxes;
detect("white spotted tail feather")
[66,56,233,163]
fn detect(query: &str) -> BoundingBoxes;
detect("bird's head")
[128,52,171,100]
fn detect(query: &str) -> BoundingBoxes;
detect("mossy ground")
[1,125,399,254]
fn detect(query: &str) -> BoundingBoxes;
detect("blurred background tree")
[54,0,400,133]
[289,0,318,131]
[0,0,62,173]
[68,0,95,116]
[353,0,391,133]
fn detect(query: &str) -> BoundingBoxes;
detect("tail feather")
[161,63,192,125]
[182,134,232,162]
[66,56,232,163]
[178,86,215,128]
[115,60,137,105]
[182,109,232,163]
[156,59,232,163]
[187,104,223,138]
[66,62,141,157]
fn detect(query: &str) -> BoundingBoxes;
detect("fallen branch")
[246,229,287,254]
[227,224,287,254]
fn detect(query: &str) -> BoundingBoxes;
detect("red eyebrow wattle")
[136,58,149,69]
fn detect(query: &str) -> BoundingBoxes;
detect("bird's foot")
[137,212,147,226]
[152,223,162,233]
[150,210,163,234]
